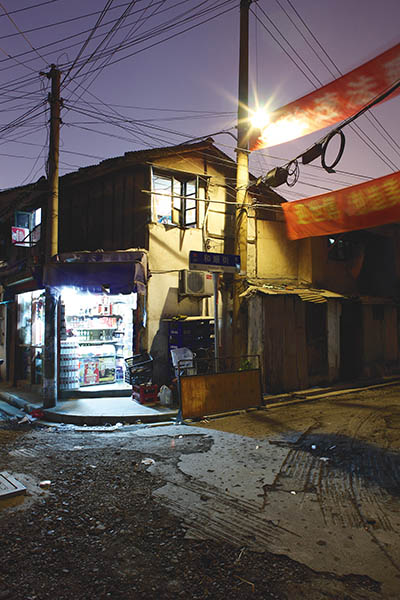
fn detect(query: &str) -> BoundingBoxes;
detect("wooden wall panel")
[58,166,148,253]
[294,298,308,389]
[384,306,398,362]
[262,295,308,393]
[112,176,124,249]
[123,173,135,249]
[180,369,262,419]
[102,177,114,250]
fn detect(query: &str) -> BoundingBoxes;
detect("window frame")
[151,168,207,229]
[13,208,42,247]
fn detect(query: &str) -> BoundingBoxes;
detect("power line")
[281,0,400,159]
[58,1,236,80]
[252,5,400,172]
[0,0,186,74]
[61,0,117,86]
[0,0,63,19]
[0,2,47,64]
[273,0,400,167]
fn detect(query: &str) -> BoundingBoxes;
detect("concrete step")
[0,400,25,419]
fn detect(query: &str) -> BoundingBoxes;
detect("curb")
[264,378,400,408]
[0,391,35,414]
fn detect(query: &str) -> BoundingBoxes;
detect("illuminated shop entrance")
[16,290,45,386]
[60,288,138,393]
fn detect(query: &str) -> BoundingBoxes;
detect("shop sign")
[250,42,400,150]
[11,226,30,246]
[282,170,400,240]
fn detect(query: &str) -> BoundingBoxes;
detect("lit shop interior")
[16,288,138,393]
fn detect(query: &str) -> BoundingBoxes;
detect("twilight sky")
[1,0,399,201]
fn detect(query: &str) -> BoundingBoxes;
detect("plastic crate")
[124,352,153,385]
[132,383,158,404]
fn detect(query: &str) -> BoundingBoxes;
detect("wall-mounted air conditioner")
[179,270,213,297]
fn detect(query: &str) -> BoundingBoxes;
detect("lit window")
[13,208,41,247]
[152,171,205,228]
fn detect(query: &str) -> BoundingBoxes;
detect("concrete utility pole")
[42,64,61,408]
[233,0,251,360]
[46,64,61,261]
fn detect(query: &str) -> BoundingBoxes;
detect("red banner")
[282,171,400,240]
[250,43,400,151]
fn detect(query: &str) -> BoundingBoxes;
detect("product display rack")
[65,313,126,387]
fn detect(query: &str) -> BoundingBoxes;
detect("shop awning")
[43,250,148,294]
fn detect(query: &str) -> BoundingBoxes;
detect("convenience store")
[12,250,148,395]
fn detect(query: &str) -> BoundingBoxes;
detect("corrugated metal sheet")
[241,285,345,303]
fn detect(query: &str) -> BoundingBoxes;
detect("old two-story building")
[0,138,283,398]
[245,198,400,393]
[1,137,398,401]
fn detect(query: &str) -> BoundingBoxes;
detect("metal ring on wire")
[286,160,300,187]
[321,130,346,173]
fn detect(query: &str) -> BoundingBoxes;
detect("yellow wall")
[256,220,299,281]
[145,153,228,380]
[256,218,369,293]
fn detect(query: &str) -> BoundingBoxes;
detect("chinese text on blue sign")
[189,251,240,273]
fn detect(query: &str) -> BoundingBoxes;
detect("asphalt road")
[0,383,399,599]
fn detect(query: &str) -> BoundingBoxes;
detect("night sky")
[1,0,399,201]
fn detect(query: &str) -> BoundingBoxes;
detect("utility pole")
[42,64,61,408]
[233,0,251,360]
[46,64,61,261]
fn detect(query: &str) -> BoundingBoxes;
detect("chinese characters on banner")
[250,43,400,150]
[282,171,400,240]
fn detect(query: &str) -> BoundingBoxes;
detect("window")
[152,171,205,228]
[13,208,41,247]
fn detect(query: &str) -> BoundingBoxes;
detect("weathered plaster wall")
[256,220,299,281]
[309,238,359,294]
[146,151,230,382]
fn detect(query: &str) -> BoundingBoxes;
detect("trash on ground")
[141,458,155,466]
[30,408,44,419]
[18,415,34,425]
[39,480,51,489]
[235,575,255,592]
[329,445,336,450]
[158,385,173,406]
[320,457,329,462]
[234,547,246,564]
[0,472,26,499]
[311,444,317,450]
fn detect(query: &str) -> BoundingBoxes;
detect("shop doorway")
[15,290,45,387]
[60,288,138,394]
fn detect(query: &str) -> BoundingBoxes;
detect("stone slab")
[0,471,26,499]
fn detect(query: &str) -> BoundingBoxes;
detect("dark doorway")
[306,302,328,382]
[340,301,362,380]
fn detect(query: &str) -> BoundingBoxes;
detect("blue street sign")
[189,250,241,273]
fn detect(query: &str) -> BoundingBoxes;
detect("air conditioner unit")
[179,270,213,297]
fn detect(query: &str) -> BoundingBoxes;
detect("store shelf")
[67,314,122,319]
[78,339,122,345]
[76,327,118,331]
